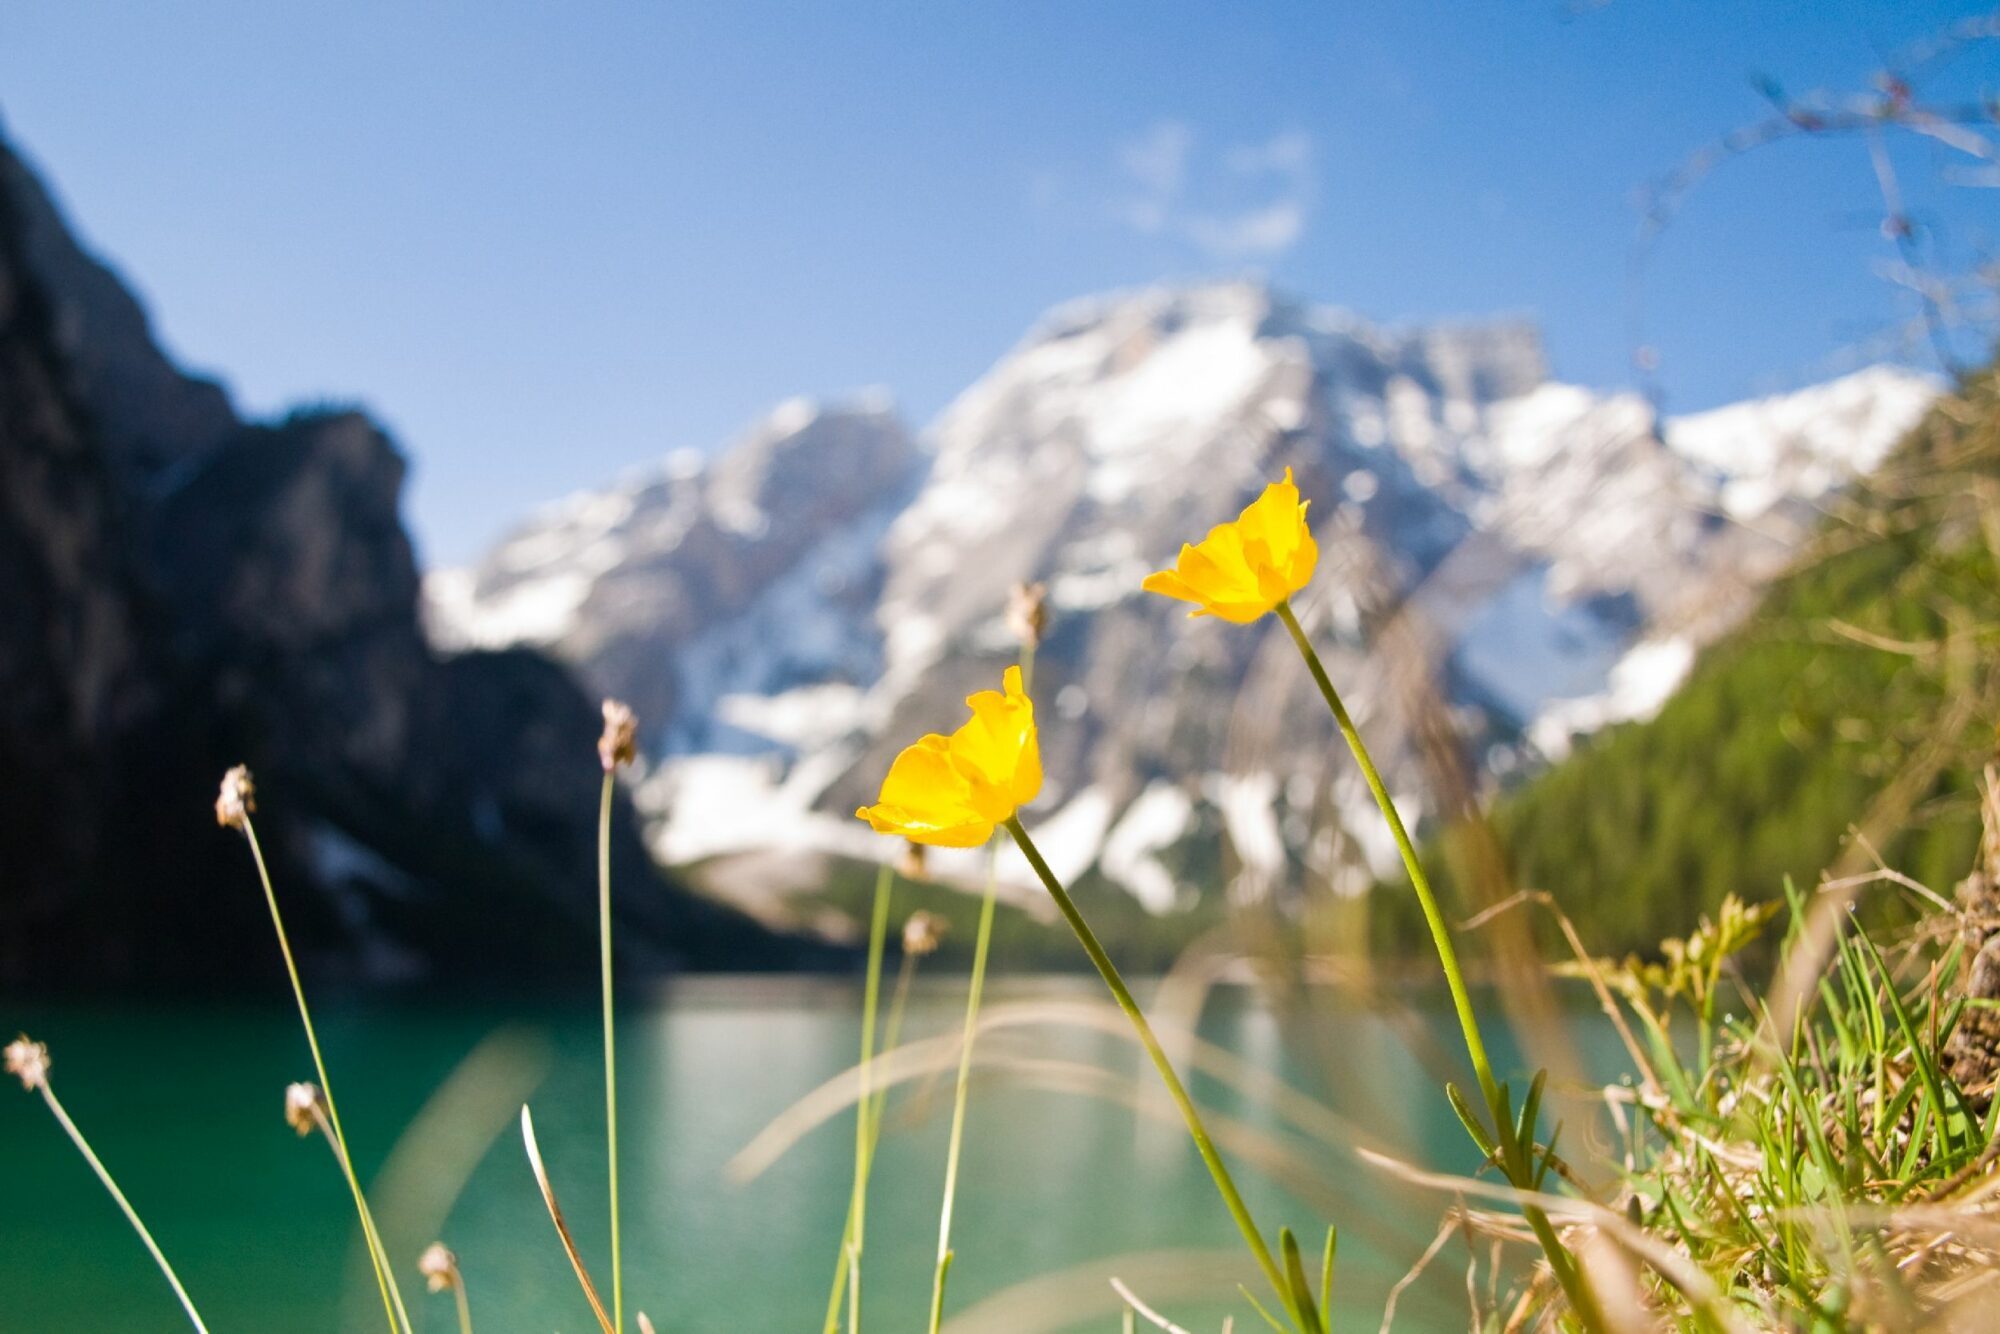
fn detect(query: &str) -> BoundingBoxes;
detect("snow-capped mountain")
[428,393,922,751]
[427,282,1938,916]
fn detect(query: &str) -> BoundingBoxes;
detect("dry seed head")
[598,699,638,772]
[5,1035,48,1091]
[284,1081,324,1136]
[1005,582,1049,649]
[215,764,255,829]
[902,910,947,957]
[418,1242,461,1293]
[895,841,928,882]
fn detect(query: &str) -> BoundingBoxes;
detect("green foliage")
[1462,371,2000,957]
[1591,882,1998,1327]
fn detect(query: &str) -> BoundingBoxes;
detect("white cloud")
[1098,120,1314,260]
[1118,120,1192,202]
[1187,200,1306,258]
[1226,129,1313,179]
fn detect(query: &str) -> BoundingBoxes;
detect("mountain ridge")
[1468,366,2000,955]
[430,279,1939,930]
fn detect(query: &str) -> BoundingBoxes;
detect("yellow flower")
[856,665,1042,846]
[1141,467,1317,622]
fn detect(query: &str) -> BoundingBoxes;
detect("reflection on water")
[0,976,1615,1331]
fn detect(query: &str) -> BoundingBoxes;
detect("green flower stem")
[843,929,922,1285]
[598,773,623,1334]
[1003,816,1304,1332]
[1272,600,1498,1109]
[36,1078,209,1331]
[451,1279,473,1334]
[928,850,998,1334]
[876,951,918,1121]
[861,937,922,1226]
[822,1207,850,1323]
[242,817,410,1334]
[850,867,893,1334]
[825,865,893,1334]
[1272,599,1600,1329]
[302,1109,404,1334]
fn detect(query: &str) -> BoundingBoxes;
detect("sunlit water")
[1,977,1618,1331]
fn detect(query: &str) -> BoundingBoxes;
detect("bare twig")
[1110,1277,1197,1334]
[520,1105,615,1334]
[1380,1214,1460,1334]
[1629,10,2000,392]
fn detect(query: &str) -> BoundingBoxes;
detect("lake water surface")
[1,977,1616,1331]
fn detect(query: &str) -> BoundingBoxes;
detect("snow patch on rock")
[1530,636,1697,759]
[1101,782,1196,912]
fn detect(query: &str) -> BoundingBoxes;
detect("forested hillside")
[1475,368,2000,956]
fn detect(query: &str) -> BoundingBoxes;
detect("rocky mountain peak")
[429,393,922,753]
[706,391,912,538]
[0,128,235,480]
[433,284,1939,922]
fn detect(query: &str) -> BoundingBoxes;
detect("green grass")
[1572,879,2000,1327]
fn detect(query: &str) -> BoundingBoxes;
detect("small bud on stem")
[284,1081,327,1137]
[1005,582,1049,650]
[902,910,947,958]
[418,1242,463,1294]
[599,700,638,772]
[5,1034,49,1091]
[215,765,255,829]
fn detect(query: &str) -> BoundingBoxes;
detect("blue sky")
[3,2,1994,563]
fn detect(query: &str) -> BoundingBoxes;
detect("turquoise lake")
[0,978,1618,1331]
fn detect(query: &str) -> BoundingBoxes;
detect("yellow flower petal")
[880,735,962,806]
[855,806,995,848]
[856,665,1042,845]
[950,664,1041,819]
[1198,595,1279,625]
[1139,569,1214,618]
[855,736,995,846]
[1140,467,1317,622]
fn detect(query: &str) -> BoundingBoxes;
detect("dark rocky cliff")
[0,129,807,992]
